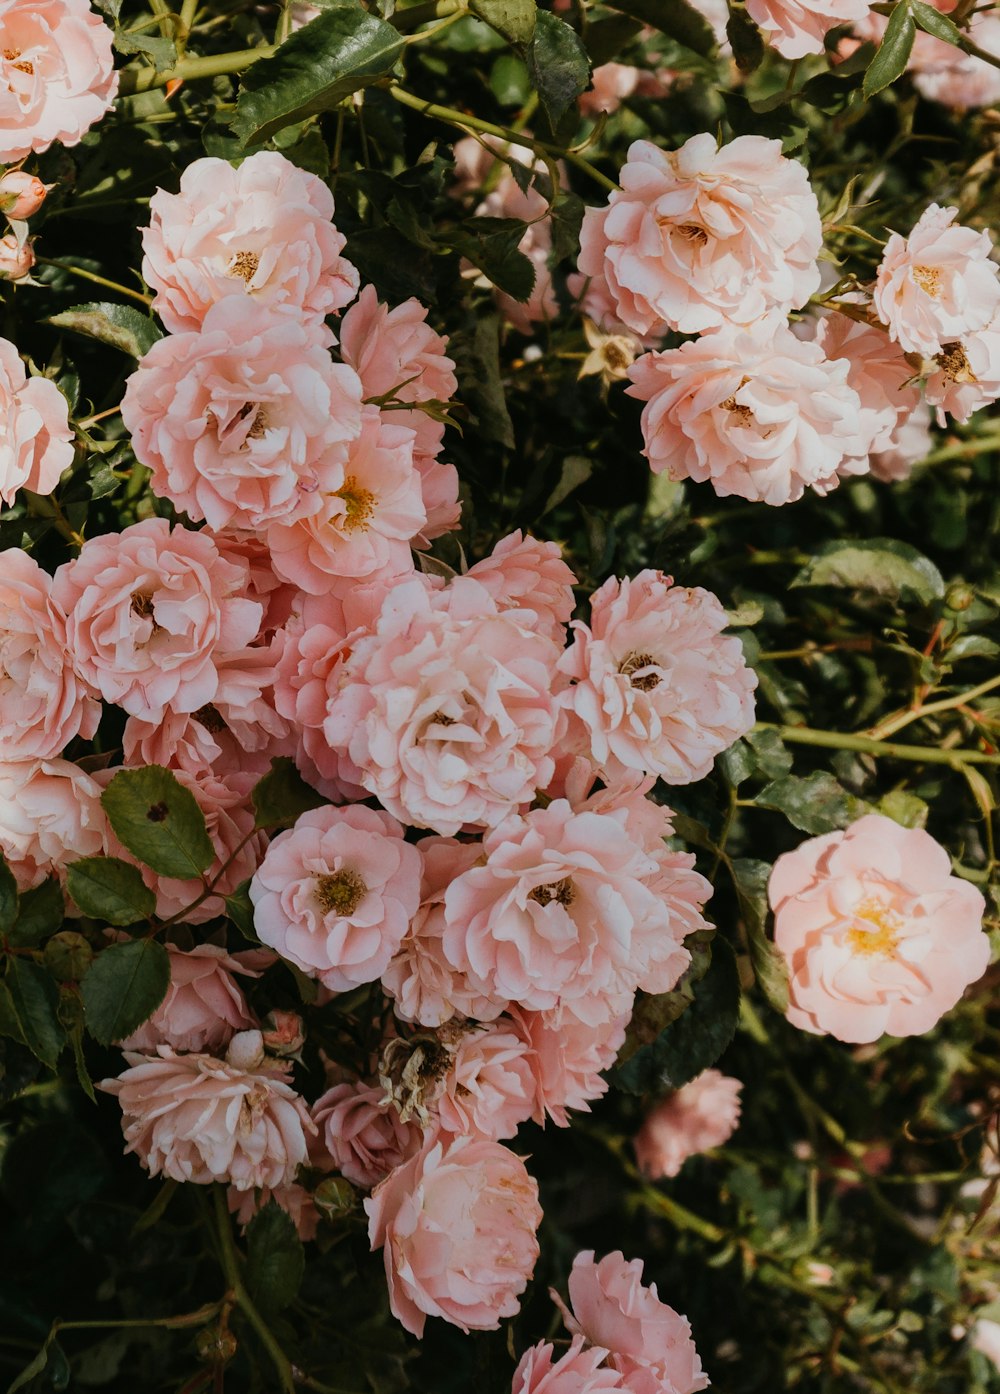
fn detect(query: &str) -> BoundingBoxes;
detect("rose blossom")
[465,531,577,646]
[0,757,103,889]
[119,944,259,1054]
[0,335,73,504]
[911,11,1000,109]
[101,1031,315,1191]
[0,549,99,759]
[53,518,264,721]
[869,402,933,482]
[770,813,989,1043]
[324,576,564,835]
[746,0,872,58]
[627,320,876,504]
[562,1251,709,1394]
[634,1069,743,1179]
[365,1132,542,1336]
[121,299,363,532]
[0,0,118,163]
[141,151,358,334]
[509,1004,630,1128]
[513,1338,626,1394]
[0,231,32,279]
[434,1019,537,1142]
[580,62,642,116]
[0,169,48,218]
[924,321,1000,424]
[815,313,921,453]
[265,407,425,592]
[577,134,822,337]
[311,1081,424,1188]
[228,1182,319,1241]
[250,804,422,992]
[559,570,756,784]
[872,204,1000,357]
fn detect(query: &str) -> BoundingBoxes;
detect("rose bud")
[261,1009,305,1057]
[0,234,34,281]
[0,171,49,220]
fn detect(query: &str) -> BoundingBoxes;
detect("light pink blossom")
[0,335,73,504]
[0,231,32,280]
[924,321,1000,423]
[0,168,47,218]
[770,813,989,1043]
[869,402,933,482]
[580,62,642,115]
[365,1132,542,1336]
[119,944,259,1054]
[509,1004,629,1128]
[465,531,577,646]
[746,0,873,58]
[634,1069,743,1179]
[577,135,822,336]
[228,1182,319,1241]
[435,1020,537,1142]
[0,757,103,890]
[815,313,921,453]
[513,1338,626,1394]
[312,1080,424,1188]
[249,804,422,993]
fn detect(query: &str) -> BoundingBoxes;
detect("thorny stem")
[211,1186,296,1394]
[22,490,85,549]
[754,721,1000,767]
[868,673,1000,741]
[116,44,275,95]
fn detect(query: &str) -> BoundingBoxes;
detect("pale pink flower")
[563,1251,709,1394]
[924,322,1000,423]
[413,454,461,544]
[0,548,99,760]
[213,531,298,637]
[53,518,264,722]
[465,530,577,646]
[559,570,756,785]
[141,152,358,333]
[266,407,425,592]
[580,62,642,115]
[770,813,989,1043]
[869,402,933,482]
[101,1033,316,1191]
[0,231,32,280]
[0,757,103,890]
[911,10,1000,109]
[121,300,363,532]
[0,336,73,504]
[746,0,872,58]
[873,204,1000,357]
[250,804,422,993]
[0,168,47,218]
[290,1,321,26]
[634,1069,743,1179]
[324,576,564,835]
[228,1182,319,1241]
[0,0,118,163]
[578,134,822,336]
[436,1020,536,1141]
[120,944,259,1054]
[365,1133,542,1336]
[509,1004,629,1128]
[312,1080,424,1188]
[513,1338,626,1394]
[628,320,876,504]
[815,313,921,453]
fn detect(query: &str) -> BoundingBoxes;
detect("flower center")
[3,48,34,75]
[677,222,709,247]
[236,402,268,439]
[529,877,576,907]
[314,869,368,917]
[130,590,156,622]
[228,250,260,283]
[333,476,376,532]
[912,264,942,298]
[194,703,227,734]
[619,651,661,691]
[935,342,977,384]
[846,897,903,958]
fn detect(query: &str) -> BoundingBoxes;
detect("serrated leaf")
[113,27,176,67]
[101,766,214,880]
[525,11,591,126]
[46,302,163,359]
[80,938,170,1045]
[608,0,717,55]
[443,216,538,301]
[8,878,64,948]
[0,960,65,1069]
[617,930,714,1065]
[66,857,157,926]
[251,758,327,831]
[232,8,405,146]
[726,6,765,71]
[729,858,789,1014]
[0,852,18,936]
[863,1,915,98]
[791,538,944,606]
[910,0,960,43]
[246,1204,306,1314]
[471,0,536,46]
[754,772,863,835]
[225,878,259,942]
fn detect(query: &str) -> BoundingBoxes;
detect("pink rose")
[0,0,118,163]
[0,168,48,218]
[465,530,577,646]
[577,135,822,336]
[119,944,259,1053]
[509,1004,629,1127]
[141,151,358,334]
[924,322,1000,424]
[121,299,363,532]
[872,204,1000,357]
[627,320,876,504]
[228,1182,319,1241]
[53,518,264,721]
[563,1251,709,1394]
[0,549,99,760]
[0,335,73,504]
[265,407,425,593]
[101,1032,316,1191]
[0,231,33,280]
[770,813,989,1043]
[746,0,873,58]
[365,1132,542,1335]
[869,402,933,482]
[580,62,642,115]
[634,1069,743,1179]
[249,804,422,992]
[0,757,103,890]
[435,1019,536,1142]
[324,576,564,835]
[513,1338,626,1394]
[815,313,921,453]
[312,1080,424,1188]
[559,570,756,785]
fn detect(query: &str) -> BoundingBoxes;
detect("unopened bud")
[0,170,48,220]
[945,582,975,612]
[313,1175,356,1219]
[0,232,33,281]
[195,1325,238,1364]
[225,1028,265,1071]
[261,1009,305,1057]
[44,931,93,982]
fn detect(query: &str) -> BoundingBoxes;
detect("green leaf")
[0,960,65,1069]
[791,538,944,607]
[541,455,592,515]
[252,758,327,831]
[466,312,515,450]
[877,788,929,829]
[612,937,740,1094]
[225,879,259,942]
[80,938,170,1045]
[616,929,713,1066]
[584,13,644,64]
[7,878,64,948]
[444,216,538,301]
[754,771,864,835]
[607,0,716,55]
[729,858,789,1014]
[246,1203,306,1314]
[725,6,765,71]
[0,852,18,936]
[471,0,536,46]
[101,766,214,880]
[231,8,405,146]
[910,0,960,43]
[7,1327,70,1394]
[66,856,157,926]
[113,27,177,67]
[862,1,915,98]
[525,11,591,127]
[45,302,163,359]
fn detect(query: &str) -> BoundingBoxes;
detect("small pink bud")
[0,233,33,281]
[261,1009,305,1057]
[225,1028,265,1072]
[0,171,48,220]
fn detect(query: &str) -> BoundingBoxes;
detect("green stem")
[116,44,274,96]
[211,1187,296,1394]
[392,0,463,28]
[22,490,85,549]
[755,721,1000,767]
[35,256,152,306]
[868,673,1000,741]
[177,0,200,54]
[920,431,1000,464]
